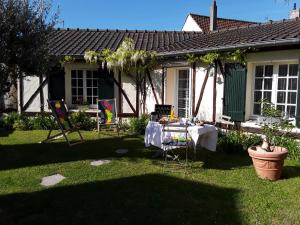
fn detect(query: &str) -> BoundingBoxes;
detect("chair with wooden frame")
[97,98,120,135]
[42,99,84,147]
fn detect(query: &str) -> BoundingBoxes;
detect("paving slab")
[91,159,111,166]
[41,174,65,187]
[115,149,128,155]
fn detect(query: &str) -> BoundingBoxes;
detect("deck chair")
[97,98,120,135]
[42,99,84,147]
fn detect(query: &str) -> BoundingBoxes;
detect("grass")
[0,130,300,225]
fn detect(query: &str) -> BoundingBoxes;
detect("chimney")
[289,3,300,19]
[210,0,217,31]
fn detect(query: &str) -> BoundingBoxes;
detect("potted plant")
[248,100,292,181]
[75,98,89,111]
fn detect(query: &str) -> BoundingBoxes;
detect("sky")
[51,0,299,30]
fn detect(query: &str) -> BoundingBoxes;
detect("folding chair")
[97,98,120,135]
[162,123,193,168]
[218,115,234,132]
[42,99,84,147]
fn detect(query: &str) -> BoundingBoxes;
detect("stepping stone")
[115,149,128,155]
[91,159,111,166]
[41,174,65,187]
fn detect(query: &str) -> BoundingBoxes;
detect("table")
[144,121,218,152]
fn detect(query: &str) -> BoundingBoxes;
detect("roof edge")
[157,38,300,57]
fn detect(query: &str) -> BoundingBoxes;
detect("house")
[17,0,300,128]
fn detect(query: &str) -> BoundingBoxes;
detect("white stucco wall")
[182,14,202,32]
[164,66,223,121]
[19,49,300,117]
[64,63,160,115]
[19,75,49,112]
[121,74,136,114]
[145,70,163,113]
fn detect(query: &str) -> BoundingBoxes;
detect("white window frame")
[251,62,298,118]
[71,69,98,107]
[175,68,192,118]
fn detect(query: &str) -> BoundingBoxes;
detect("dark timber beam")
[118,71,123,114]
[143,73,146,114]
[23,77,49,112]
[136,74,140,117]
[162,67,165,105]
[19,76,24,113]
[39,75,45,112]
[217,60,225,76]
[146,69,159,105]
[213,61,217,123]
[194,67,211,116]
[112,76,136,114]
[192,63,196,116]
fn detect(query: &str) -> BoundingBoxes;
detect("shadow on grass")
[0,129,13,137]
[0,174,242,225]
[0,134,152,171]
[0,130,254,172]
[282,166,300,179]
[194,148,252,170]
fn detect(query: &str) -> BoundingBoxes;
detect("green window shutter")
[98,71,114,100]
[295,61,300,127]
[223,63,247,122]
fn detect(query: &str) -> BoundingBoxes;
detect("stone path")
[90,159,111,166]
[41,174,66,187]
[115,149,128,155]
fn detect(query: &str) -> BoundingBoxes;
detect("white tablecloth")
[144,121,218,151]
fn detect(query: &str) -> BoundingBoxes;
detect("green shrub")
[32,114,57,130]
[274,136,300,161]
[13,116,34,130]
[129,114,149,135]
[218,130,261,154]
[70,111,96,130]
[119,120,130,132]
[1,112,21,130]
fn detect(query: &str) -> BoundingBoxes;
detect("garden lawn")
[0,130,300,225]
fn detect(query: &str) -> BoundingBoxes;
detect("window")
[71,70,98,105]
[177,69,190,118]
[71,70,84,105]
[253,65,273,115]
[276,64,298,117]
[86,71,98,105]
[253,64,298,117]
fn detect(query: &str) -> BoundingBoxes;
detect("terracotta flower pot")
[248,146,288,181]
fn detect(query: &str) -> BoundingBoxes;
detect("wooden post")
[112,76,136,114]
[143,73,146,114]
[146,69,159,105]
[213,61,217,123]
[136,73,140,117]
[19,76,24,113]
[39,74,44,112]
[217,60,225,76]
[22,77,49,112]
[194,67,211,116]
[118,71,122,114]
[162,67,165,105]
[192,63,196,116]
